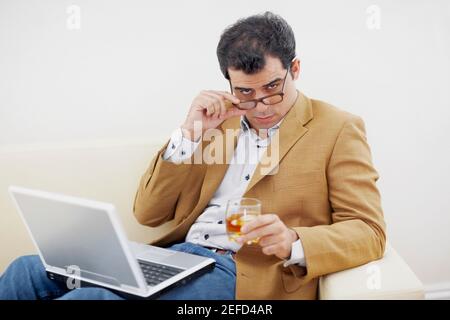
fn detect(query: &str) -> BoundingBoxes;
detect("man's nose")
[255,101,269,113]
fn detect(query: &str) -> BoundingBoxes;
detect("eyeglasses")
[228,64,291,110]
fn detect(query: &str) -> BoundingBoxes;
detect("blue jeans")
[0,242,236,300]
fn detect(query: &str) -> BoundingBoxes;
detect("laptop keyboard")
[138,260,184,286]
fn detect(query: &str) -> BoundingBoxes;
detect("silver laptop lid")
[9,186,147,294]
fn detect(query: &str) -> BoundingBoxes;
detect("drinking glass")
[225,197,261,244]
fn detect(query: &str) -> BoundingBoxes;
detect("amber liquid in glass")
[226,213,259,244]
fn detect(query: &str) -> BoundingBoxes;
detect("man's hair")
[217,11,296,80]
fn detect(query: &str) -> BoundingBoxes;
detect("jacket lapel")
[244,91,313,194]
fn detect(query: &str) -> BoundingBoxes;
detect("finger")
[258,234,284,247]
[200,99,214,117]
[201,96,220,118]
[206,105,214,117]
[203,92,227,118]
[209,91,240,104]
[204,104,216,117]
[214,101,222,119]
[238,223,280,244]
[208,96,222,119]
[261,243,283,256]
[241,214,278,234]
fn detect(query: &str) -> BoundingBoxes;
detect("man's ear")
[290,59,300,80]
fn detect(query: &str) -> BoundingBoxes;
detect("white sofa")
[0,140,424,299]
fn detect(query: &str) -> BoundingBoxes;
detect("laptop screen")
[11,189,141,289]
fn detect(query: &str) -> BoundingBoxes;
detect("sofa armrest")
[318,244,425,299]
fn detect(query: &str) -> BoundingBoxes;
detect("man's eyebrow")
[234,77,283,91]
[263,77,283,87]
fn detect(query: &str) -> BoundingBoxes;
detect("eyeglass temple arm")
[228,80,233,94]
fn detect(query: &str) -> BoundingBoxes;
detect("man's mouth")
[255,114,275,123]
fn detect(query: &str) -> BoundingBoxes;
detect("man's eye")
[267,83,279,90]
[239,89,252,95]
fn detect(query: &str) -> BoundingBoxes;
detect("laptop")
[8,186,215,299]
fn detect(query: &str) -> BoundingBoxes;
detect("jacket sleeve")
[133,142,194,227]
[287,115,386,283]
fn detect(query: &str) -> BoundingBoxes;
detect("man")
[0,12,385,300]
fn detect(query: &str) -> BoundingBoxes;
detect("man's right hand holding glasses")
[181,90,246,142]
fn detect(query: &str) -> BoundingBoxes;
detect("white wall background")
[1,0,449,294]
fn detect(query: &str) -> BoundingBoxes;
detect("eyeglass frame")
[228,59,294,110]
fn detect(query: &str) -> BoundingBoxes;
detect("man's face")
[228,55,300,132]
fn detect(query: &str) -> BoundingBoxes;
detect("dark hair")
[217,12,296,80]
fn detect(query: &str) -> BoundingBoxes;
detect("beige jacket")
[133,92,386,299]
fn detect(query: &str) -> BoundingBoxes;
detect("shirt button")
[204,234,210,240]
[218,220,223,224]
[181,150,186,155]
[245,174,250,181]
[171,143,175,149]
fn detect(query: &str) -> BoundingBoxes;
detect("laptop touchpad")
[139,248,176,261]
